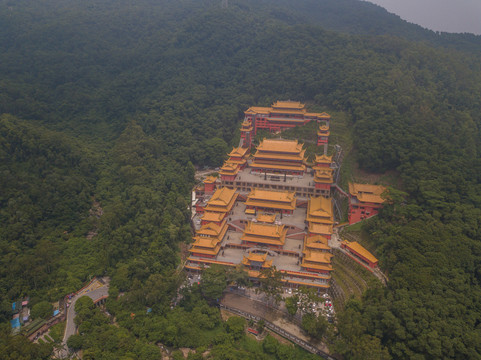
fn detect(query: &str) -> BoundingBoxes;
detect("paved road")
[58,282,109,358]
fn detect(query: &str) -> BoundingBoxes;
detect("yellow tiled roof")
[244,222,285,237]
[246,252,267,262]
[300,260,333,272]
[201,211,224,222]
[250,162,306,172]
[282,279,330,289]
[245,104,328,121]
[220,160,238,172]
[256,214,276,223]
[245,199,296,211]
[241,253,272,268]
[265,117,308,122]
[315,168,333,176]
[257,139,303,154]
[308,222,333,235]
[226,158,247,166]
[203,175,217,184]
[304,235,330,250]
[342,240,378,264]
[247,270,262,278]
[246,188,296,211]
[196,220,228,238]
[349,183,386,204]
[209,187,237,206]
[253,151,305,161]
[303,250,333,264]
[245,106,270,114]
[206,187,238,211]
[219,166,239,176]
[307,196,333,222]
[272,101,305,110]
[228,147,248,158]
[241,235,285,246]
[248,188,296,203]
[187,257,236,267]
[314,168,333,181]
[190,242,221,255]
[192,237,219,248]
[315,154,332,164]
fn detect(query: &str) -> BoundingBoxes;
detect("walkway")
[221,292,331,356]
[58,278,109,358]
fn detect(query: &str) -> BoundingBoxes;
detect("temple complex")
[348,183,386,224]
[188,101,385,292]
[243,101,330,134]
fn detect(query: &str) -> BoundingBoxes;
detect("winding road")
[58,279,109,358]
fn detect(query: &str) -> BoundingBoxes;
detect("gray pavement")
[58,279,109,358]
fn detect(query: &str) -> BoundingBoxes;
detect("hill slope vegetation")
[1,0,481,358]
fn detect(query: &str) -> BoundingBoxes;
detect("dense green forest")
[1,0,481,358]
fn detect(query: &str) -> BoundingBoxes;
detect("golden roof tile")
[315,154,333,163]
[342,240,378,264]
[348,183,386,204]
[228,147,248,158]
[307,196,333,221]
[256,139,303,154]
[207,187,237,207]
[201,211,224,222]
[308,222,333,235]
[256,214,276,223]
[203,175,217,184]
[272,101,305,110]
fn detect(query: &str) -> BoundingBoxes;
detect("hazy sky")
[364,0,481,35]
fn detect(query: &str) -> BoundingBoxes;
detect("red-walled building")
[341,240,378,268]
[244,101,330,134]
[219,147,249,182]
[348,183,386,224]
[317,124,330,146]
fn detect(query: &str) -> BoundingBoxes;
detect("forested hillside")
[1,0,481,358]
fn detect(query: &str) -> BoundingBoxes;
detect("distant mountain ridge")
[239,0,481,54]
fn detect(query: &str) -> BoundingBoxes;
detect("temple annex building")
[188,101,383,291]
